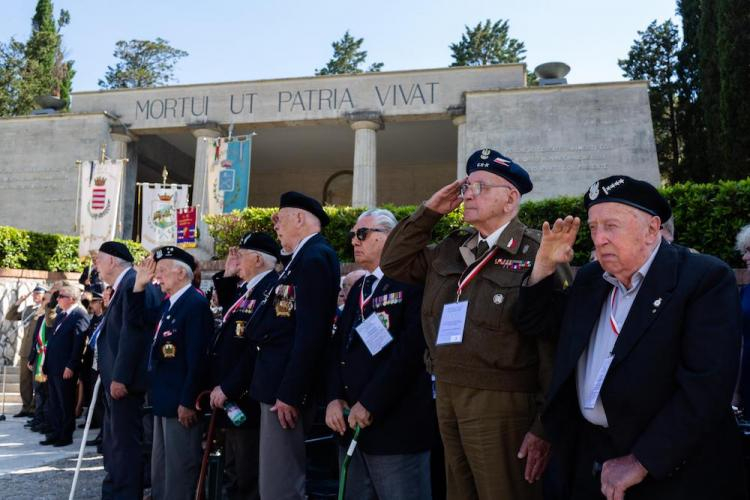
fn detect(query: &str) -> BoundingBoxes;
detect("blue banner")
[221,136,252,212]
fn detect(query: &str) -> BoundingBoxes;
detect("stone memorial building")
[0,63,659,256]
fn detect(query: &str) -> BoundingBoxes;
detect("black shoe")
[39,438,58,446]
[53,438,73,447]
[86,436,102,446]
[13,411,32,418]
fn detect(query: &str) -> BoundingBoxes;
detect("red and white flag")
[78,160,125,257]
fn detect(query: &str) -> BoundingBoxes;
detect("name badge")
[355,313,393,356]
[585,354,614,409]
[436,301,468,345]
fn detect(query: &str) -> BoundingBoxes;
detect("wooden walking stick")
[195,391,217,500]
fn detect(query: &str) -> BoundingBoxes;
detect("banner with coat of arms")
[78,160,125,257]
[206,135,252,215]
[139,184,189,251]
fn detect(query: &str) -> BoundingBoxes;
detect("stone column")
[348,111,383,208]
[190,123,222,260]
[109,126,135,239]
[449,105,467,180]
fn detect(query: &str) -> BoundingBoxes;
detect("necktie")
[362,275,376,300]
[279,253,292,267]
[474,240,489,259]
[347,275,377,350]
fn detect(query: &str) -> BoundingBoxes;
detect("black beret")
[153,245,196,271]
[584,175,671,221]
[466,148,533,195]
[239,232,281,260]
[98,241,134,263]
[279,191,330,227]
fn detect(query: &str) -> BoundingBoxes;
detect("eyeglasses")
[459,181,513,198]
[348,227,388,241]
[57,294,72,299]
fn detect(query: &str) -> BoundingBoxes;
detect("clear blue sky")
[2,0,680,91]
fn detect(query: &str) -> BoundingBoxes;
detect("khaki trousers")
[436,380,542,500]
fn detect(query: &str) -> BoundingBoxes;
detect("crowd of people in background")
[2,147,750,500]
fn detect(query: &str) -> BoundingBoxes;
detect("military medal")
[274,284,295,317]
[235,320,246,338]
[494,258,532,270]
[161,342,176,359]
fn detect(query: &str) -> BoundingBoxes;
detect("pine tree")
[675,0,708,182]
[450,19,526,66]
[99,38,188,89]
[618,20,681,181]
[315,31,383,76]
[716,0,750,180]
[696,0,722,180]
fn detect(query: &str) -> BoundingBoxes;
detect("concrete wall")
[465,82,661,201]
[0,113,136,236]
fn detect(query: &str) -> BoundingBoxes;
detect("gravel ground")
[0,452,105,500]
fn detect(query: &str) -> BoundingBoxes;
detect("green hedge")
[206,178,750,267]
[1,179,747,271]
[0,227,148,272]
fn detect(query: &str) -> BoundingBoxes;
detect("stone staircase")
[0,366,22,405]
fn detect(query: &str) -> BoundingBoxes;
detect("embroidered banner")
[140,184,189,250]
[78,160,125,257]
[176,206,197,248]
[207,135,252,214]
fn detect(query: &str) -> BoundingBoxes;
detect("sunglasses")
[348,227,388,241]
[57,294,72,299]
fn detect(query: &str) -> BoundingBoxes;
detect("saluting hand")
[270,399,299,429]
[348,402,373,430]
[224,247,241,277]
[528,215,581,285]
[324,399,349,436]
[134,256,156,292]
[425,178,465,215]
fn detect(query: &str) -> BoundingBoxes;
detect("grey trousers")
[258,402,314,500]
[338,446,432,500]
[151,415,202,500]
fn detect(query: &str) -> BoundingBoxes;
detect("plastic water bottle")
[224,401,247,427]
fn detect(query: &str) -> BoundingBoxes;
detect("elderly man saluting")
[381,148,570,499]
[516,176,747,499]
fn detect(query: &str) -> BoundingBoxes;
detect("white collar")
[478,220,511,249]
[366,267,384,281]
[62,303,79,315]
[112,266,131,291]
[245,269,272,293]
[169,283,193,307]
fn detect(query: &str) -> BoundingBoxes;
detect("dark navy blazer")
[227,233,340,407]
[98,268,153,393]
[211,270,278,428]
[326,274,434,454]
[43,306,89,376]
[516,241,746,499]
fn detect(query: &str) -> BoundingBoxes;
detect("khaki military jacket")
[381,204,571,434]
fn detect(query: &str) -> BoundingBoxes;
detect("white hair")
[59,284,81,301]
[111,255,132,268]
[736,224,750,253]
[168,259,194,282]
[358,208,397,231]
[260,252,277,269]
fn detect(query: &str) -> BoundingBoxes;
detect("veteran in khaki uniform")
[381,148,571,500]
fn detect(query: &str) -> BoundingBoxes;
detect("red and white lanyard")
[608,287,620,336]
[359,277,376,316]
[456,247,499,300]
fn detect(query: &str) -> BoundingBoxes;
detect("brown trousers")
[436,380,542,500]
[18,328,34,412]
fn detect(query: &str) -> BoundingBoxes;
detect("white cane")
[69,375,101,500]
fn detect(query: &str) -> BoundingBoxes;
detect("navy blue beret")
[239,232,281,260]
[98,241,134,263]
[154,245,196,271]
[584,175,671,221]
[279,191,330,227]
[465,148,533,195]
